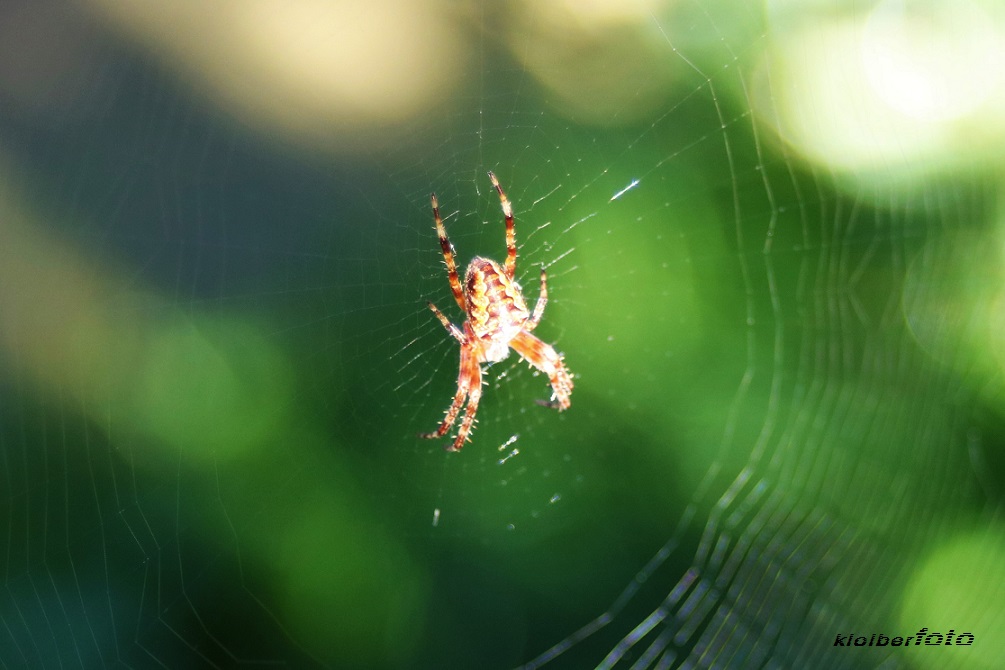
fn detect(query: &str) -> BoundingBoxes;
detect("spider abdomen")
[465,257,529,361]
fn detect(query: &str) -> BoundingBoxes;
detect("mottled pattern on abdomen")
[466,257,529,351]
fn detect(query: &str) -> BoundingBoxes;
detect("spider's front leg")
[510,330,573,410]
[419,341,476,449]
[449,354,483,451]
[419,309,485,451]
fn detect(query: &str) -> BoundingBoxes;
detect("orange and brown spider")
[420,172,573,452]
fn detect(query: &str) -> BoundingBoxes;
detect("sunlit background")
[1,0,1004,668]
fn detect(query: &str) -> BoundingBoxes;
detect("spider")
[420,172,574,452]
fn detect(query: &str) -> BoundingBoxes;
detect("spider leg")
[426,301,463,343]
[431,193,466,312]
[487,172,517,280]
[419,340,475,445]
[449,350,483,451]
[524,266,548,332]
[510,330,573,410]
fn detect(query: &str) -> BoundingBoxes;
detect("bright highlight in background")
[758,0,1005,183]
[900,527,1005,669]
[89,0,464,151]
[509,0,678,124]
[864,1,1002,123]
[134,316,292,463]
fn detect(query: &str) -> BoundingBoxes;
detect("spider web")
[1,1,1004,669]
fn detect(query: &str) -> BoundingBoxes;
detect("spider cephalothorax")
[420,172,573,452]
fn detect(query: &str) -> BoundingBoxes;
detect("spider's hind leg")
[431,193,467,312]
[487,172,517,280]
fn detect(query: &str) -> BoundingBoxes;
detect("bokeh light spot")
[900,527,1005,669]
[134,315,292,463]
